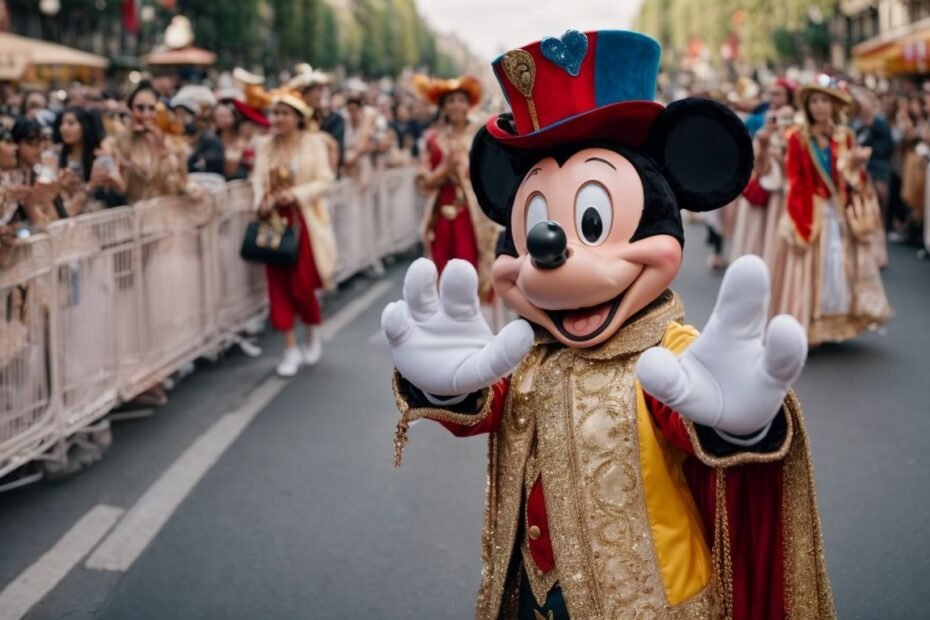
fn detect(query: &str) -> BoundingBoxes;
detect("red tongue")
[562,304,610,338]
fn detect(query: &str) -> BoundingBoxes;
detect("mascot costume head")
[471,30,752,346]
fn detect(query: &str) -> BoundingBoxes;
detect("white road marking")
[0,504,123,620]
[85,377,286,573]
[320,279,394,342]
[83,277,395,574]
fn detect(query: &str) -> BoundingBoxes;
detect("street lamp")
[39,0,61,16]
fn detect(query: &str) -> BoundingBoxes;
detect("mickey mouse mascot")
[383,31,834,620]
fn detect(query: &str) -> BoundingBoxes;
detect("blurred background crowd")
[0,0,928,479]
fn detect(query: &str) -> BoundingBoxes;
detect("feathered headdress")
[412,74,482,107]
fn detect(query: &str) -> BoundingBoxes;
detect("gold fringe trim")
[713,468,733,620]
[683,392,797,469]
[391,370,494,467]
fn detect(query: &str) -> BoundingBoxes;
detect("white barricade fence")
[214,181,267,331]
[0,166,421,480]
[48,210,133,433]
[119,195,217,400]
[331,166,423,283]
[0,235,57,476]
[381,167,421,254]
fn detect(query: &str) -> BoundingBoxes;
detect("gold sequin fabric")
[780,397,837,619]
[476,293,720,619]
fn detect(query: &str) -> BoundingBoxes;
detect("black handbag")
[240,206,301,267]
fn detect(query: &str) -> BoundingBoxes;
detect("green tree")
[387,0,419,75]
[271,0,302,68]
[314,3,341,69]
[354,0,391,76]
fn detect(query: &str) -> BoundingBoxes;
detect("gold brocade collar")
[533,290,685,361]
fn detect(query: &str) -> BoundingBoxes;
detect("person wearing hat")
[289,65,345,171]
[170,89,225,177]
[768,81,892,346]
[252,89,336,377]
[384,30,835,620]
[226,70,273,177]
[411,74,499,304]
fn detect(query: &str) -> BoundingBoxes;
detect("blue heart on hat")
[540,30,589,77]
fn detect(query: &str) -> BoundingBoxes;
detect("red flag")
[122,0,140,35]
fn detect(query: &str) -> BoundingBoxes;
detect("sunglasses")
[133,104,157,113]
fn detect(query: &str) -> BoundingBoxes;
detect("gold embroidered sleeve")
[684,391,800,468]
[391,370,494,467]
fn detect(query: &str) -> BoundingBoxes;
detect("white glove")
[636,255,807,443]
[381,258,535,398]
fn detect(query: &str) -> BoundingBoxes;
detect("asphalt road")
[1,224,928,619]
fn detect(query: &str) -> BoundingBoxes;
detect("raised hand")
[382,258,534,398]
[636,255,807,441]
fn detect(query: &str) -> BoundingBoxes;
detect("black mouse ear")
[646,98,753,212]
[470,121,524,226]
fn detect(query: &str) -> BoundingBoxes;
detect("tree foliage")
[635,0,837,68]
[25,0,469,77]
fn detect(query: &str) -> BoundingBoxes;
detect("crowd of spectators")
[675,69,930,265]
[0,69,442,253]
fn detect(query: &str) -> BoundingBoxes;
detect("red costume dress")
[252,129,336,332]
[265,204,323,329]
[424,129,480,275]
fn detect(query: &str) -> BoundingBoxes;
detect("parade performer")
[413,74,500,304]
[253,89,335,376]
[383,30,834,619]
[731,83,796,262]
[768,82,892,345]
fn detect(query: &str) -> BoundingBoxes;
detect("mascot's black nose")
[527,220,568,270]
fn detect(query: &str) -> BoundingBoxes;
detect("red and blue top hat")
[487,30,663,150]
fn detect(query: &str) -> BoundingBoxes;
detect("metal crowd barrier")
[331,166,422,282]
[0,166,422,480]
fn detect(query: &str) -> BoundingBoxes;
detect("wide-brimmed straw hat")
[270,88,312,119]
[796,79,853,111]
[287,63,332,91]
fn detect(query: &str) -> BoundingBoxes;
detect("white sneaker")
[302,330,322,366]
[276,347,302,377]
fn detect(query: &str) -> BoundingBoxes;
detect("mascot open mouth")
[545,292,625,342]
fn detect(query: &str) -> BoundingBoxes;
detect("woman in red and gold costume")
[413,75,500,307]
[769,82,892,345]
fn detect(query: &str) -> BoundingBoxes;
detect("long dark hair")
[55,107,103,182]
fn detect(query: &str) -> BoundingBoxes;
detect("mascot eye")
[575,182,612,246]
[525,193,549,236]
